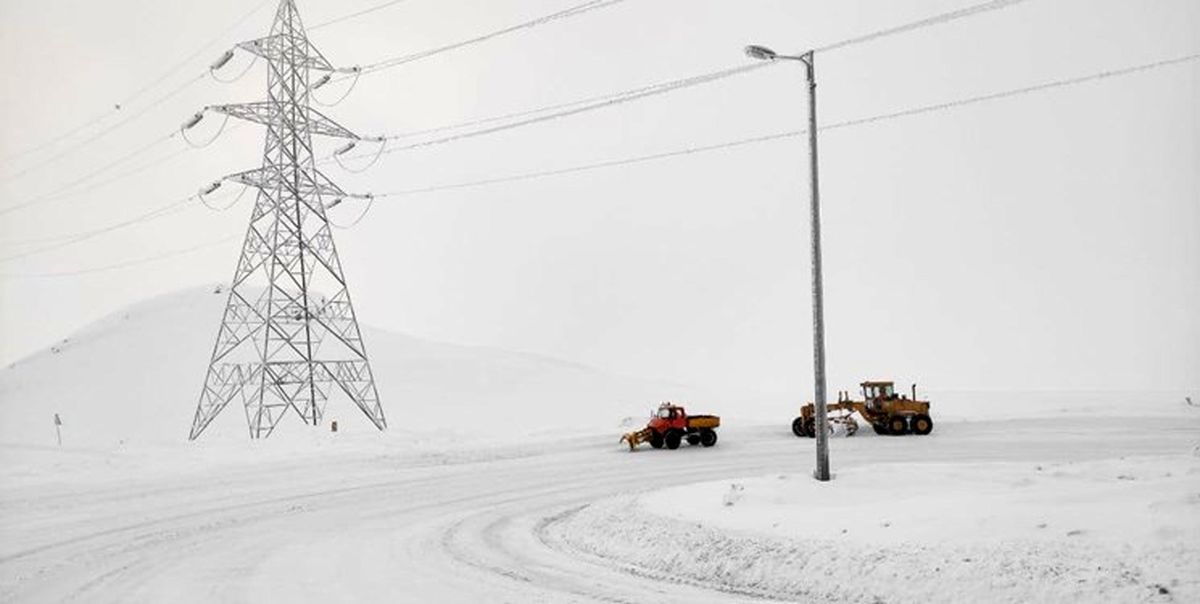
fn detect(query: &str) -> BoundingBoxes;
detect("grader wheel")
[888,415,909,436]
[791,417,806,438]
[911,414,934,435]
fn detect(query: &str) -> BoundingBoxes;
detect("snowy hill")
[1,285,1191,452]
[0,286,694,449]
[1,290,1196,603]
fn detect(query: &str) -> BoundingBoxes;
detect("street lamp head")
[744,45,778,61]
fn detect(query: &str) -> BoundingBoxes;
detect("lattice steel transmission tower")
[189,0,385,440]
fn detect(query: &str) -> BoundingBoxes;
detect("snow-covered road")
[1,416,1195,603]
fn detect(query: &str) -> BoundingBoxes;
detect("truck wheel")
[649,431,664,449]
[888,415,909,436]
[699,429,718,447]
[911,414,933,435]
[686,433,701,446]
[791,417,806,438]
[665,430,682,450]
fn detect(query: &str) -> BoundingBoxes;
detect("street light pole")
[802,51,831,482]
[745,45,831,481]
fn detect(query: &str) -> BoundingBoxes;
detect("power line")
[0,0,662,205]
[0,107,116,165]
[374,67,768,142]
[7,0,1008,200]
[0,73,208,185]
[4,50,1193,277]
[815,0,1030,53]
[352,0,627,76]
[0,197,194,262]
[369,51,1199,195]
[0,0,416,185]
[0,146,195,243]
[336,0,1037,163]
[116,1,274,114]
[344,64,765,161]
[820,51,1200,132]
[0,0,272,170]
[0,132,181,217]
[309,0,414,31]
[2,0,599,212]
[0,179,253,260]
[0,119,249,226]
[376,130,804,198]
[0,235,239,279]
[0,0,1152,271]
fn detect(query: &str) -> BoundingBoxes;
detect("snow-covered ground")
[552,442,1199,603]
[1,288,1197,602]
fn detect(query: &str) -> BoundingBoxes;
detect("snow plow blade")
[621,428,653,451]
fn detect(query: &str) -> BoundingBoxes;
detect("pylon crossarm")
[238,35,335,72]
[209,103,358,139]
[224,167,348,199]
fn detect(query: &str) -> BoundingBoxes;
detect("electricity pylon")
[189,0,385,440]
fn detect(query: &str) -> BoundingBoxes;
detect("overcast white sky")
[0,0,1196,396]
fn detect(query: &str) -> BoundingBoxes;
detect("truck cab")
[649,404,688,433]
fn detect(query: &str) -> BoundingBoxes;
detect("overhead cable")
[0,73,207,185]
[309,0,414,31]
[0,131,181,217]
[332,63,765,165]
[0,146,194,228]
[366,51,1200,197]
[0,235,240,279]
[0,0,271,172]
[350,0,627,77]
[8,51,1194,264]
[335,0,1039,164]
[0,0,625,191]
[0,196,194,262]
[815,0,1031,53]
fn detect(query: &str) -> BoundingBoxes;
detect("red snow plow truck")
[621,403,720,451]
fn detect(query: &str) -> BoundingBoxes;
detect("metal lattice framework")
[190,0,385,440]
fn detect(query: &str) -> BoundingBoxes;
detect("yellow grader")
[792,381,933,437]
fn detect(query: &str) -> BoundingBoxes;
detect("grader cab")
[792,380,933,438]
